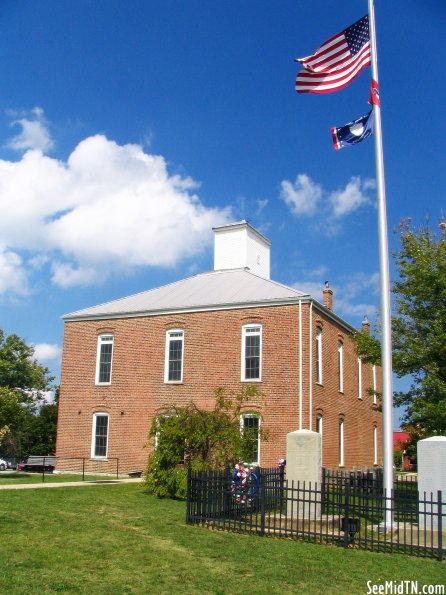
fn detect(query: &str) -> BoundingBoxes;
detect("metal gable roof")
[63,268,310,321]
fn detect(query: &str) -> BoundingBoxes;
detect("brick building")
[56,221,382,472]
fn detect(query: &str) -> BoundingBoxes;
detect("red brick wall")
[56,303,382,472]
[309,306,382,469]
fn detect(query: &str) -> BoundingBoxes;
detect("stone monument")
[286,430,322,517]
[417,436,446,529]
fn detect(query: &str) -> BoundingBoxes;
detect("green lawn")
[0,484,443,594]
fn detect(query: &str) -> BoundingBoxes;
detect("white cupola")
[213,220,271,279]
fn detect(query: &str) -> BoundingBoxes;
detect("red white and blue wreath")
[231,460,258,504]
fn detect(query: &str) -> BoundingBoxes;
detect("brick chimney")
[362,315,370,334]
[322,281,333,310]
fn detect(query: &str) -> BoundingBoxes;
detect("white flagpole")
[368,0,394,526]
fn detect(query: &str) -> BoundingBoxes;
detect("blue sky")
[0,1,444,425]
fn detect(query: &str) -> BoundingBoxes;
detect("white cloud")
[329,176,372,218]
[256,199,268,215]
[280,174,322,216]
[32,343,62,362]
[292,280,324,300]
[0,125,231,294]
[6,107,54,153]
[0,247,29,296]
[280,173,374,223]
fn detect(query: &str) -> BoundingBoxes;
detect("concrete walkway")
[0,478,143,490]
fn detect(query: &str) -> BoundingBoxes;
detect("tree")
[0,328,56,459]
[0,329,53,400]
[355,323,382,406]
[0,387,29,457]
[392,219,446,436]
[144,385,267,498]
[355,219,446,438]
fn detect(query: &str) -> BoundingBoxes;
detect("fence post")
[82,458,85,481]
[279,464,285,515]
[260,478,266,537]
[116,458,119,479]
[343,480,350,548]
[185,466,192,524]
[321,468,326,514]
[438,490,443,562]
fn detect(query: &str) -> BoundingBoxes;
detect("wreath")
[231,460,258,505]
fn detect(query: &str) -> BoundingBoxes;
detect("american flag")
[295,15,371,94]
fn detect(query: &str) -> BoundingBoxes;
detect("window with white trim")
[357,357,362,399]
[338,419,344,467]
[164,330,184,383]
[338,341,344,393]
[316,414,323,436]
[154,414,178,451]
[372,364,377,405]
[91,413,109,458]
[315,327,323,384]
[241,413,260,464]
[95,334,114,385]
[316,414,323,463]
[373,425,378,465]
[241,325,262,381]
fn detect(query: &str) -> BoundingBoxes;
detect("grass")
[0,484,444,594]
[0,471,117,485]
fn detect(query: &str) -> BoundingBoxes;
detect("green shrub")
[144,386,267,498]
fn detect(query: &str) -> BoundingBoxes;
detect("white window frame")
[241,324,262,382]
[154,414,178,450]
[372,364,377,405]
[91,412,109,459]
[240,413,261,465]
[338,419,344,467]
[373,425,378,465]
[316,414,323,464]
[357,357,362,399]
[316,414,323,437]
[164,329,184,383]
[95,334,114,385]
[315,327,323,385]
[338,341,344,393]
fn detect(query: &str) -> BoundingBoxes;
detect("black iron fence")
[54,456,121,480]
[186,467,445,561]
[0,455,121,482]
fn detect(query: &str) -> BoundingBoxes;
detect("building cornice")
[63,295,359,335]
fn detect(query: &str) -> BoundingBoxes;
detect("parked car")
[17,456,56,473]
[0,458,8,471]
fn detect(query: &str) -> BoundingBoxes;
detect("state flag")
[331,110,374,150]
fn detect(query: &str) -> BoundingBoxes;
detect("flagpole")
[368,0,394,526]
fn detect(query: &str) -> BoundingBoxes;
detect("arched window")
[91,412,109,459]
[372,364,377,405]
[357,357,362,399]
[373,425,378,465]
[164,329,184,383]
[316,413,323,464]
[338,419,344,467]
[95,334,114,385]
[315,327,323,384]
[316,414,323,436]
[338,341,344,393]
[240,413,261,464]
[241,324,262,381]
